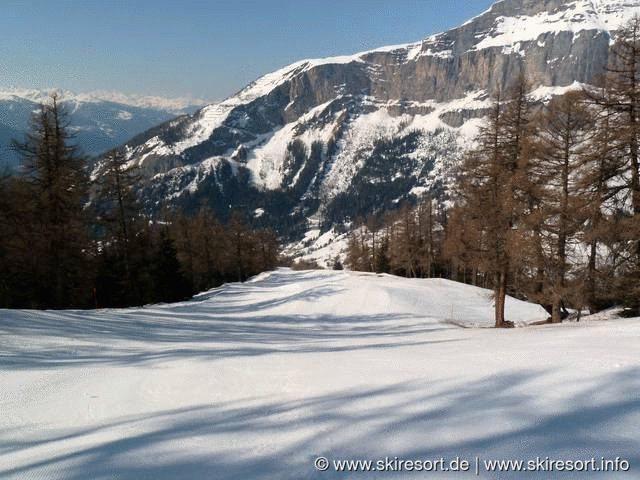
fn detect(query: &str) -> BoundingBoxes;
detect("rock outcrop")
[97,0,640,249]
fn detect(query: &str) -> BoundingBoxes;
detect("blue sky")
[0,0,495,102]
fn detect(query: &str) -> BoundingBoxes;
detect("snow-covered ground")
[1,269,639,479]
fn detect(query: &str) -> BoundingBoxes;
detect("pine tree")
[14,94,90,308]
[95,149,142,304]
[375,235,391,274]
[0,172,13,306]
[151,229,190,303]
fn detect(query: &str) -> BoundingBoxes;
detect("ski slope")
[1,269,639,479]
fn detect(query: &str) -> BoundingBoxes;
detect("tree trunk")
[586,237,597,314]
[495,268,508,328]
[551,297,563,323]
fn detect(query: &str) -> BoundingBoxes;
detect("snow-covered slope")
[472,0,640,50]
[0,88,207,169]
[2,268,639,479]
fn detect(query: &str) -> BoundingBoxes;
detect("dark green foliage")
[375,236,391,274]
[94,247,128,307]
[151,230,191,303]
[292,141,324,196]
[0,174,30,307]
[93,208,280,308]
[150,158,307,244]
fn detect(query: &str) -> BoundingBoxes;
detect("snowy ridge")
[0,87,208,112]
[130,43,426,161]
[246,100,339,190]
[473,0,640,51]
[211,0,634,110]
[528,81,587,101]
[122,0,640,172]
[156,90,490,200]
[233,40,425,105]
[233,268,549,324]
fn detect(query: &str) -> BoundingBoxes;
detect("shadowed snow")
[1,269,638,479]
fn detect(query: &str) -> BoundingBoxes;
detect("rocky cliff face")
[98,0,640,258]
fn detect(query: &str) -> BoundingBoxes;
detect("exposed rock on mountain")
[96,0,640,256]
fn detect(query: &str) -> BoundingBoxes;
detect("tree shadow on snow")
[2,368,639,479]
[0,307,456,370]
[0,270,466,370]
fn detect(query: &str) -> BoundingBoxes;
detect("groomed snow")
[2,268,639,479]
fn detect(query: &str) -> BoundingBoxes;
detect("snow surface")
[246,100,340,190]
[2,268,639,479]
[528,81,587,101]
[473,0,640,51]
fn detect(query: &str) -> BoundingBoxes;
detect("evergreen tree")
[375,236,391,274]
[13,94,90,308]
[151,229,190,303]
[94,149,142,304]
[0,172,14,306]
[332,256,344,271]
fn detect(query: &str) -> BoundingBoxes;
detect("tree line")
[346,17,640,327]
[0,95,279,309]
[345,197,449,279]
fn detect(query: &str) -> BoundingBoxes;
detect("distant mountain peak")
[466,0,640,51]
[0,88,210,167]
[0,87,209,114]
[173,0,638,129]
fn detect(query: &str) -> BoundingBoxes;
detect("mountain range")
[0,89,207,170]
[22,0,640,263]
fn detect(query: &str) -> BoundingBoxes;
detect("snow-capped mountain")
[0,88,207,169]
[97,0,640,256]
